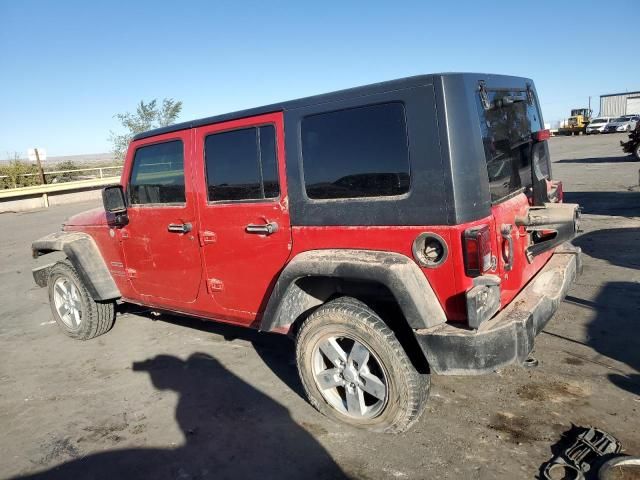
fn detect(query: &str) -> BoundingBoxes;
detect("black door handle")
[246,222,278,235]
[501,224,514,271]
[168,223,192,234]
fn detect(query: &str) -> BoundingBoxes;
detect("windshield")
[613,117,627,122]
[476,88,543,202]
[591,119,607,124]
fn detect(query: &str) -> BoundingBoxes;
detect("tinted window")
[205,125,279,202]
[129,140,185,204]
[301,103,410,199]
[476,89,543,202]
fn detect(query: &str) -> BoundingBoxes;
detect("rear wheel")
[48,260,115,340]
[296,297,430,433]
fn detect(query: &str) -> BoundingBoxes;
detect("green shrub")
[0,160,40,189]
[48,160,80,183]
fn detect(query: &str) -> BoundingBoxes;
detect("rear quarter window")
[301,102,410,200]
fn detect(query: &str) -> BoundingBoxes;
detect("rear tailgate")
[475,81,564,306]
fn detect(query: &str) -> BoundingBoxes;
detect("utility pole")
[34,148,46,185]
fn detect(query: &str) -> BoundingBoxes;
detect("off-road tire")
[296,296,430,433]
[47,260,115,340]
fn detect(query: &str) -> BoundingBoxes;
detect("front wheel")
[48,260,115,340]
[634,143,640,161]
[296,297,430,433]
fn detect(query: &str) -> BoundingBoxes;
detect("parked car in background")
[585,117,614,134]
[604,115,640,133]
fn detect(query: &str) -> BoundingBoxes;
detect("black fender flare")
[32,231,120,301]
[259,249,447,333]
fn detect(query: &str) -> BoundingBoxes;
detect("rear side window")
[301,103,410,200]
[205,125,279,202]
[476,88,543,202]
[129,140,185,205]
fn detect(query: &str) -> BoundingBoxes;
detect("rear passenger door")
[194,113,291,323]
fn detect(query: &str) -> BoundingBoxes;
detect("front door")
[120,130,202,304]
[193,112,291,323]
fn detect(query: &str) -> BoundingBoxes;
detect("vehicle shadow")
[556,155,636,164]
[573,227,640,269]
[14,352,346,480]
[128,309,306,400]
[565,282,640,396]
[570,227,640,396]
[564,191,640,217]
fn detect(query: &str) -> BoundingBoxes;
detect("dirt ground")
[1,133,638,479]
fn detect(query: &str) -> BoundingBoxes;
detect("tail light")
[533,129,551,142]
[463,225,493,277]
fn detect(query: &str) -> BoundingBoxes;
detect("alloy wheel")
[52,277,83,329]
[312,335,388,419]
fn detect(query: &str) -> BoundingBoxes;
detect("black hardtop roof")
[132,72,529,141]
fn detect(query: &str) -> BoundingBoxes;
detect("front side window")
[129,140,185,205]
[205,125,279,202]
[301,103,410,200]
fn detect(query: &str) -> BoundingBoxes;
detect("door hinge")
[199,230,217,246]
[478,80,491,110]
[126,268,137,278]
[206,278,224,293]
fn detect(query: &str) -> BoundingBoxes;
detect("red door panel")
[120,130,202,305]
[194,112,292,323]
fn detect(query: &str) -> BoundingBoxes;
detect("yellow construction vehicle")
[558,108,592,136]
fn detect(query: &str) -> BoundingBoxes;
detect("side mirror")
[102,185,128,226]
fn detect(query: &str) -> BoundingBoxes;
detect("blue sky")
[1,0,638,157]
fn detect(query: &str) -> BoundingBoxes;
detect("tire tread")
[48,260,115,340]
[296,296,429,434]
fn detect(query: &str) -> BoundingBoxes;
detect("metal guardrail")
[0,176,120,200]
[0,165,123,189]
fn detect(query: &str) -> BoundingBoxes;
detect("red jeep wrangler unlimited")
[32,74,581,433]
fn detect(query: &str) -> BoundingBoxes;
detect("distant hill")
[0,152,115,166]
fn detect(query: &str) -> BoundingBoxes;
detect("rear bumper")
[415,243,582,375]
